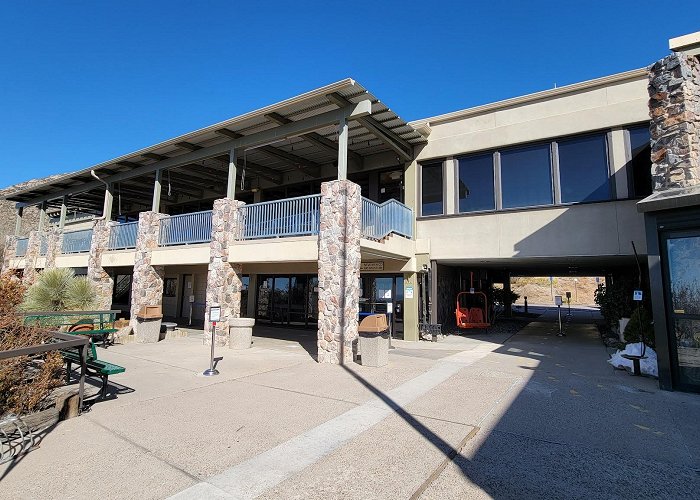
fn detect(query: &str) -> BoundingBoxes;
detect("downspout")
[91,170,109,220]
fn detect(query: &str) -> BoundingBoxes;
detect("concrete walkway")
[1,313,698,499]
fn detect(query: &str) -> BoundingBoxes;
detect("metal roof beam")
[15,101,369,207]
[326,92,413,161]
[265,112,363,166]
[257,146,322,178]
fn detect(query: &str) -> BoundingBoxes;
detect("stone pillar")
[1,235,18,273]
[22,230,42,285]
[130,211,165,332]
[648,53,700,191]
[87,219,113,310]
[317,180,361,364]
[204,198,244,346]
[43,227,63,270]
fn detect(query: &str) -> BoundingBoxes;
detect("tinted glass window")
[628,125,652,197]
[421,163,443,216]
[500,144,552,209]
[558,133,610,203]
[458,154,495,212]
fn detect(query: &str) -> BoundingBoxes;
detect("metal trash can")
[229,317,255,349]
[136,305,163,343]
[359,314,389,367]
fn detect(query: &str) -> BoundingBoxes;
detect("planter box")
[229,318,255,349]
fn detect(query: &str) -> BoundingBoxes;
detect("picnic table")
[23,310,121,347]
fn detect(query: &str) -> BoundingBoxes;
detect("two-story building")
[3,33,700,391]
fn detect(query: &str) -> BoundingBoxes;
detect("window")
[500,144,553,209]
[558,133,610,203]
[628,125,652,198]
[421,162,444,216]
[458,153,495,212]
[164,278,177,297]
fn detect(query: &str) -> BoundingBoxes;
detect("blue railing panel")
[15,238,29,257]
[62,229,93,254]
[239,194,321,240]
[39,235,48,256]
[109,221,138,250]
[159,210,213,246]
[361,197,413,240]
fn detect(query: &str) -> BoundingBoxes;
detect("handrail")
[361,197,413,240]
[15,237,29,257]
[108,221,138,250]
[159,210,213,246]
[238,194,321,240]
[61,229,93,254]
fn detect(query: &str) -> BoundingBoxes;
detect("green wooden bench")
[23,310,121,348]
[62,340,125,399]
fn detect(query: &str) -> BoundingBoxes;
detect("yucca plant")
[21,268,98,312]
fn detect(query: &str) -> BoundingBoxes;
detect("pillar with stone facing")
[130,211,165,332]
[1,236,18,274]
[87,219,113,310]
[22,230,42,285]
[44,227,63,270]
[204,198,245,346]
[317,179,362,364]
[648,52,700,190]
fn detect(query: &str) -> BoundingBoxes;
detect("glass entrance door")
[663,231,700,390]
[256,275,318,328]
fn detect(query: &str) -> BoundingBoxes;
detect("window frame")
[455,151,497,214]
[419,160,446,217]
[498,140,555,210]
[554,131,613,205]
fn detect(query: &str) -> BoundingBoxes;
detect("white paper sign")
[209,306,221,322]
[555,295,563,306]
[386,302,393,314]
[405,285,414,299]
[633,290,643,301]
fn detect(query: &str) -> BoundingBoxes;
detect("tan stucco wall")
[416,199,646,261]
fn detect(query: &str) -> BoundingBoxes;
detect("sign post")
[555,295,565,337]
[204,304,221,376]
[565,291,572,316]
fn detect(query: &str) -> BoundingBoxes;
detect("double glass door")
[663,230,700,390]
[256,275,319,328]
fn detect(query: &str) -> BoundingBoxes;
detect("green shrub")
[21,268,97,312]
[624,306,655,348]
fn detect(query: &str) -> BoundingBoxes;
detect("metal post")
[152,169,162,212]
[337,116,348,181]
[59,197,67,230]
[103,183,114,221]
[78,341,87,412]
[14,207,23,235]
[38,202,47,231]
[203,322,219,376]
[556,305,565,337]
[227,149,237,199]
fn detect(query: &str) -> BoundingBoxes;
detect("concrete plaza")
[1,310,698,499]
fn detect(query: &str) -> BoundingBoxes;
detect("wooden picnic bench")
[62,340,125,399]
[23,310,121,347]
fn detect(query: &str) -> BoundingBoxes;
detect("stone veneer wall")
[87,219,113,310]
[44,227,63,270]
[130,211,165,332]
[22,230,42,285]
[204,198,244,346]
[648,52,700,191]
[317,180,361,364]
[1,236,18,273]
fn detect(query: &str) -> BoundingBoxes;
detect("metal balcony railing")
[62,229,93,254]
[159,210,213,246]
[39,235,48,256]
[361,198,414,240]
[108,221,138,250]
[15,238,29,257]
[238,194,321,240]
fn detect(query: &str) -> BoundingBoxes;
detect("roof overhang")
[4,78,426,209]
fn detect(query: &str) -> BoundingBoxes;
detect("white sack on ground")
[608,342,658,378]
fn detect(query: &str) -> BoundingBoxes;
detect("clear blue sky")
[1,1,698,189]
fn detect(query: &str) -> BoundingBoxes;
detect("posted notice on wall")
[405,285,414,299]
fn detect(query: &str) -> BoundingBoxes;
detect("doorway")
[359,274,404,339]
[662,230,700,391]
[256,274,319,328]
